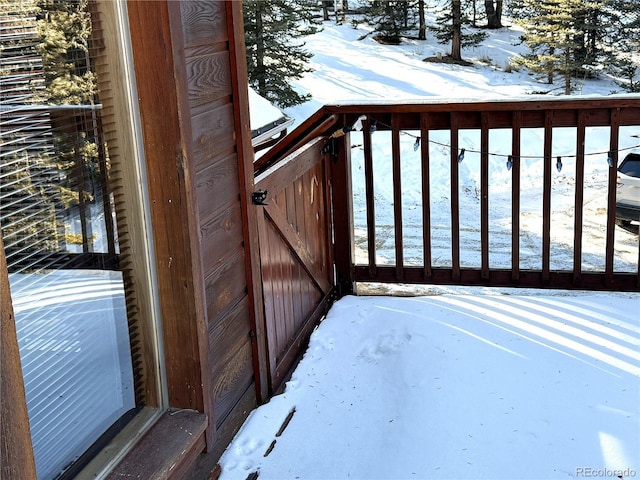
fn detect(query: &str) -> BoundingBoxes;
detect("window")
[0,1,162,478]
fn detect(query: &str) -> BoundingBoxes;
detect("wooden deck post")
[1,234,37,480]
[330,129,355,295]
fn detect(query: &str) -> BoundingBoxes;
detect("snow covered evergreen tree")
[243,0,321,108]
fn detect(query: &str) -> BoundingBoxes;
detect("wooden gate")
[254,138,335,392]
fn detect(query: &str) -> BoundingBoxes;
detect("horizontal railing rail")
[258,97,640,292]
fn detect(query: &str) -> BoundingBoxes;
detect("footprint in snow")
[357,330,412,363]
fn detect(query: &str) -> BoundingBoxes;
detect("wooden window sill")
[106,409,207,480]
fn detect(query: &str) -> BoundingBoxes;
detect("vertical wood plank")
[226,0,269,403]
[573,111,586,286]
[364,123,376,276]
[511,111,521,283]
[480,112,490,280]
[128,0,205,413]
[1,235,38,480]
[542,110,553,284]
[392,114,404,280]
[331,130,355,295]
[605,108,620,286]
[450,113,461,282]
[420,113,432,280]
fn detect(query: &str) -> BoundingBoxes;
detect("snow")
[220,15,640,480]
[220,289,639,480]
[249,87,286,131]
[279,19,640,272]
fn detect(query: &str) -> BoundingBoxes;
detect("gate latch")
[252,189,269,206]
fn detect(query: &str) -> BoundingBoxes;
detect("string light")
[333,115,640,169]
[607,152,615,168]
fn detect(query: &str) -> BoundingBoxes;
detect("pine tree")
[243,0,321,108]
[362,0,416,45]
[603,0,640,92]
[37,0,96,105]
[429,0,487,61]
[514,0,600,94]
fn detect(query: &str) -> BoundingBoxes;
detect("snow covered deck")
[219,287,639,480]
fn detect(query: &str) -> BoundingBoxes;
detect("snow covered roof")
[248,87,294,150]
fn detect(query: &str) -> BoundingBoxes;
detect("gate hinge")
[252,189,268,206]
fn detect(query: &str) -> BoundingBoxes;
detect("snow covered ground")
[281,18,640,272]
[219,289,639,480]
[218,14,640,480]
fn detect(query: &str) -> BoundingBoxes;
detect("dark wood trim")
[573,111,586,286]
[480,112,490,281]
[542,110,553,284]
[331,132,355,295]
[254,113,338,175]
[605,108,620,286]
[226,0,270,405]
[364,121,376,277]
[271,288,337,388]
[255,138,325,194]
[511,111,521,283]
[127,0,205,412]
[391,114,403,279]
[323,97,640,120]
[420,113,432,280]
[106,409,207,480]
[1,235,37,480]
[263,204,331,295]
[450,112,461,282]
[354,265,640,292]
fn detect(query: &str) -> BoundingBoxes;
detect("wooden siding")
[127,0,265,466]
[175,0,261,449]
[1,235,37,480]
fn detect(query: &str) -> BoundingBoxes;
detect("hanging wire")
[360,115,640,162]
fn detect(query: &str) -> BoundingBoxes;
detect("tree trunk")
[485,0,502,28]
[255,5,266,96]
[452,0,462,60]
[418,0,426,40]
[322,1,329,21]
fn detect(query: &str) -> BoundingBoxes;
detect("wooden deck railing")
[256,97,640,293]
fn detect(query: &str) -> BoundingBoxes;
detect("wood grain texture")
[191,103,236,171]
[180,0,227,48]
[224,0,270,404]
[256,147,334,390]
[208,297,252,376]
[128,0,205,411]
[200,202,245,278]
[204,249,248,324]
[196,152,241,225]
[210,341,254,427]
[1,235,37,480]
[106,409,206,480]
[186,52,232,108]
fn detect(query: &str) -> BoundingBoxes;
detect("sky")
[219,13,639,480]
